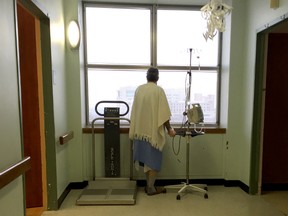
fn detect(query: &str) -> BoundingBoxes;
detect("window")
[84,4,220,126]
[85,6,151,65]
[157,9,219,67]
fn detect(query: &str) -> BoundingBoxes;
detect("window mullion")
[151,5,157,67]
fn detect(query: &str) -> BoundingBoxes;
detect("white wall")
[63,0,85,183]
[221,0,288,187]
[0,0,25,215]
[82,133,226,181]
[71,0,231,184]
[222,0,248,183]
[67,0,233,184]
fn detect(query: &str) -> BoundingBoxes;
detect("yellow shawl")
[129,82,171,151]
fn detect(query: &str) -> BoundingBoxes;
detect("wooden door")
[17,3,46,208]
[262,33,288,186]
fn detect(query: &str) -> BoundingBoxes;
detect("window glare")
[85,7,150,65]
[88,70,146,122]
[157,10,219,66]
[153,71,217,123]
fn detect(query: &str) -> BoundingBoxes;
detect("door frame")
[15,0,58,210]
[250,13,288,195]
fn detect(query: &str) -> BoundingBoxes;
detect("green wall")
[40,0,70,199]
[36,0,71,202]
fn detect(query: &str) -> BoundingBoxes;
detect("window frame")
[82,2,222,127]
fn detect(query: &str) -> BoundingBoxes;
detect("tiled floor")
[41,186,288,216]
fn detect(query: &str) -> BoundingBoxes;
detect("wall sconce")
[67,20,80,49]
[201,0,233,41]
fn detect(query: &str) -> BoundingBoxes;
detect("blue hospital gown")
[133,139,163,172]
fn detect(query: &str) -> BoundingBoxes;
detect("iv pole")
[166,48,208,200]
[186,48,192,113]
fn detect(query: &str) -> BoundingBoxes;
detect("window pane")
[85,7,151,65]
[88,69,217,124]
[88,69,146,123]
[157,10,219,67]
[157,71,217,124]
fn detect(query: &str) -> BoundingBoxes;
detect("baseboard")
[262,183,288,191]
[57,181,88,208]
[68,181,88,189]
[223,180,249,193]
[62,179,248,190]
[57,186,70,209]
[138,178,226,187]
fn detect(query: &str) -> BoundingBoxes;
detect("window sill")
[82,127,226,134]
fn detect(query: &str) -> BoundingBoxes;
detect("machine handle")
[95,100,129,116]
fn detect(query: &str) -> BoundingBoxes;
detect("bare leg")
[145,170,157,194]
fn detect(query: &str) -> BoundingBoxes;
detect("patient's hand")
[168,128,176,137]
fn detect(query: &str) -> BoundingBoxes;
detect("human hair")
[146,67,159,82]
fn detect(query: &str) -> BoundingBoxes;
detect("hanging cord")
[193,122,204,133]
[171,73,190,156]
[189,52,205,133]
[184,72,190,113]
[171,136,181,156]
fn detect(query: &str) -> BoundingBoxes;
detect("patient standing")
[129,67,176,196]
